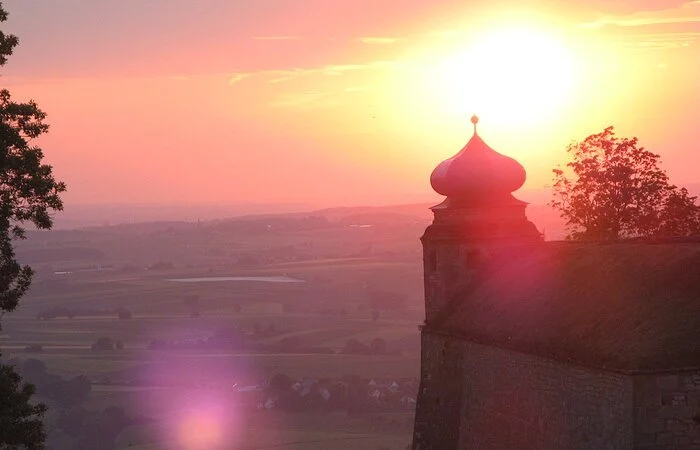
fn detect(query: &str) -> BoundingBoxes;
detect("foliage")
[43,375,92,407]
[19,359,46,385]
[0,11,66,442]
[551,126,700,240]
[658,187,700,237]
[0,364,47,449]
[9,357,92,408]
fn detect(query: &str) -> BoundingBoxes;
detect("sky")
[2,0,699,208]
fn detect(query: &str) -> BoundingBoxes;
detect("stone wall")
[634,372,700,449]
[412,332,634,450]
[412,331,465,450]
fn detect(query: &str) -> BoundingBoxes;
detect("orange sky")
[3,0,699,208]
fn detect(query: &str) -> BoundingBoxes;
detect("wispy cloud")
[263,62,391,84]
[581,0,700,28]
[582,15,700,27]
[360,37,398,44]
[228,73,251,85]
[268,68,308,84]
[268,90,334,108]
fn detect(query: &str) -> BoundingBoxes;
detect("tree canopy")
[1,2,66,448]
[0,365,47,449]
[551,126,700,240]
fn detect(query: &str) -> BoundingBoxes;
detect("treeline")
[144,325,398,356]
[53,406,154,450]
[212,215,331,234]
[3,358,90,407]
[35,306,133,320]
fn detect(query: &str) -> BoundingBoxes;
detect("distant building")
[411,116,700,450]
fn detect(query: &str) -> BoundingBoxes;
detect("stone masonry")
[634,372,700,449]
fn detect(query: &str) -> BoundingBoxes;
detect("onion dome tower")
[414,115,543,450]
[420,115,541,323]
[430,115,526,208]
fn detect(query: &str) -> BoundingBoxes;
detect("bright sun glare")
[428,25,579,128]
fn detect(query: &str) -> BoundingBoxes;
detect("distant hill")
[47,194,567,240]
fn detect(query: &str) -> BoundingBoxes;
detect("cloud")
[267,68,308,84]
[228,73,250,85]
[263,62,391,84]
[582,0,689,15]
[582,15,700,28]
[268,90,334,108]
[359,37,398,44]
[580,0,700,27]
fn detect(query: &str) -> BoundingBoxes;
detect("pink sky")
[3,0,699,207]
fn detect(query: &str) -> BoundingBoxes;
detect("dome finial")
[470,114,479,135]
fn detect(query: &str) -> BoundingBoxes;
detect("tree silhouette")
[658,187,700,237]
[0,2,66,448]
[551,126,699,240]
[0,365,47,449]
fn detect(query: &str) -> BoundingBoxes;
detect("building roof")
[430,116,526,202]
[430,238,700,372]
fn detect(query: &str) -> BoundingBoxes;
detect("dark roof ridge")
[548,235,700,245]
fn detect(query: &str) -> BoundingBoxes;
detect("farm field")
[1,209,429,449]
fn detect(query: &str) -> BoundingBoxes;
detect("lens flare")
[178,407,225,450]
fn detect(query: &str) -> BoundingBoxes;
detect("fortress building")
[411,116,700,450]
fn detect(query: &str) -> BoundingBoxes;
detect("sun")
[424,24,580,129]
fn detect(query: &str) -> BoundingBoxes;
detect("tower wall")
[414,116,545,449]
[420,202,541,324]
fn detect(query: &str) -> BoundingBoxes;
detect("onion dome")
[430,115,526,203]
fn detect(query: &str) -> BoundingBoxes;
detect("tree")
[0,10,66,444]
[20,359,47,386]
[551,126,698,240]
[657,187,700,237]
[116,307,132,320]
[0,365,47,449]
